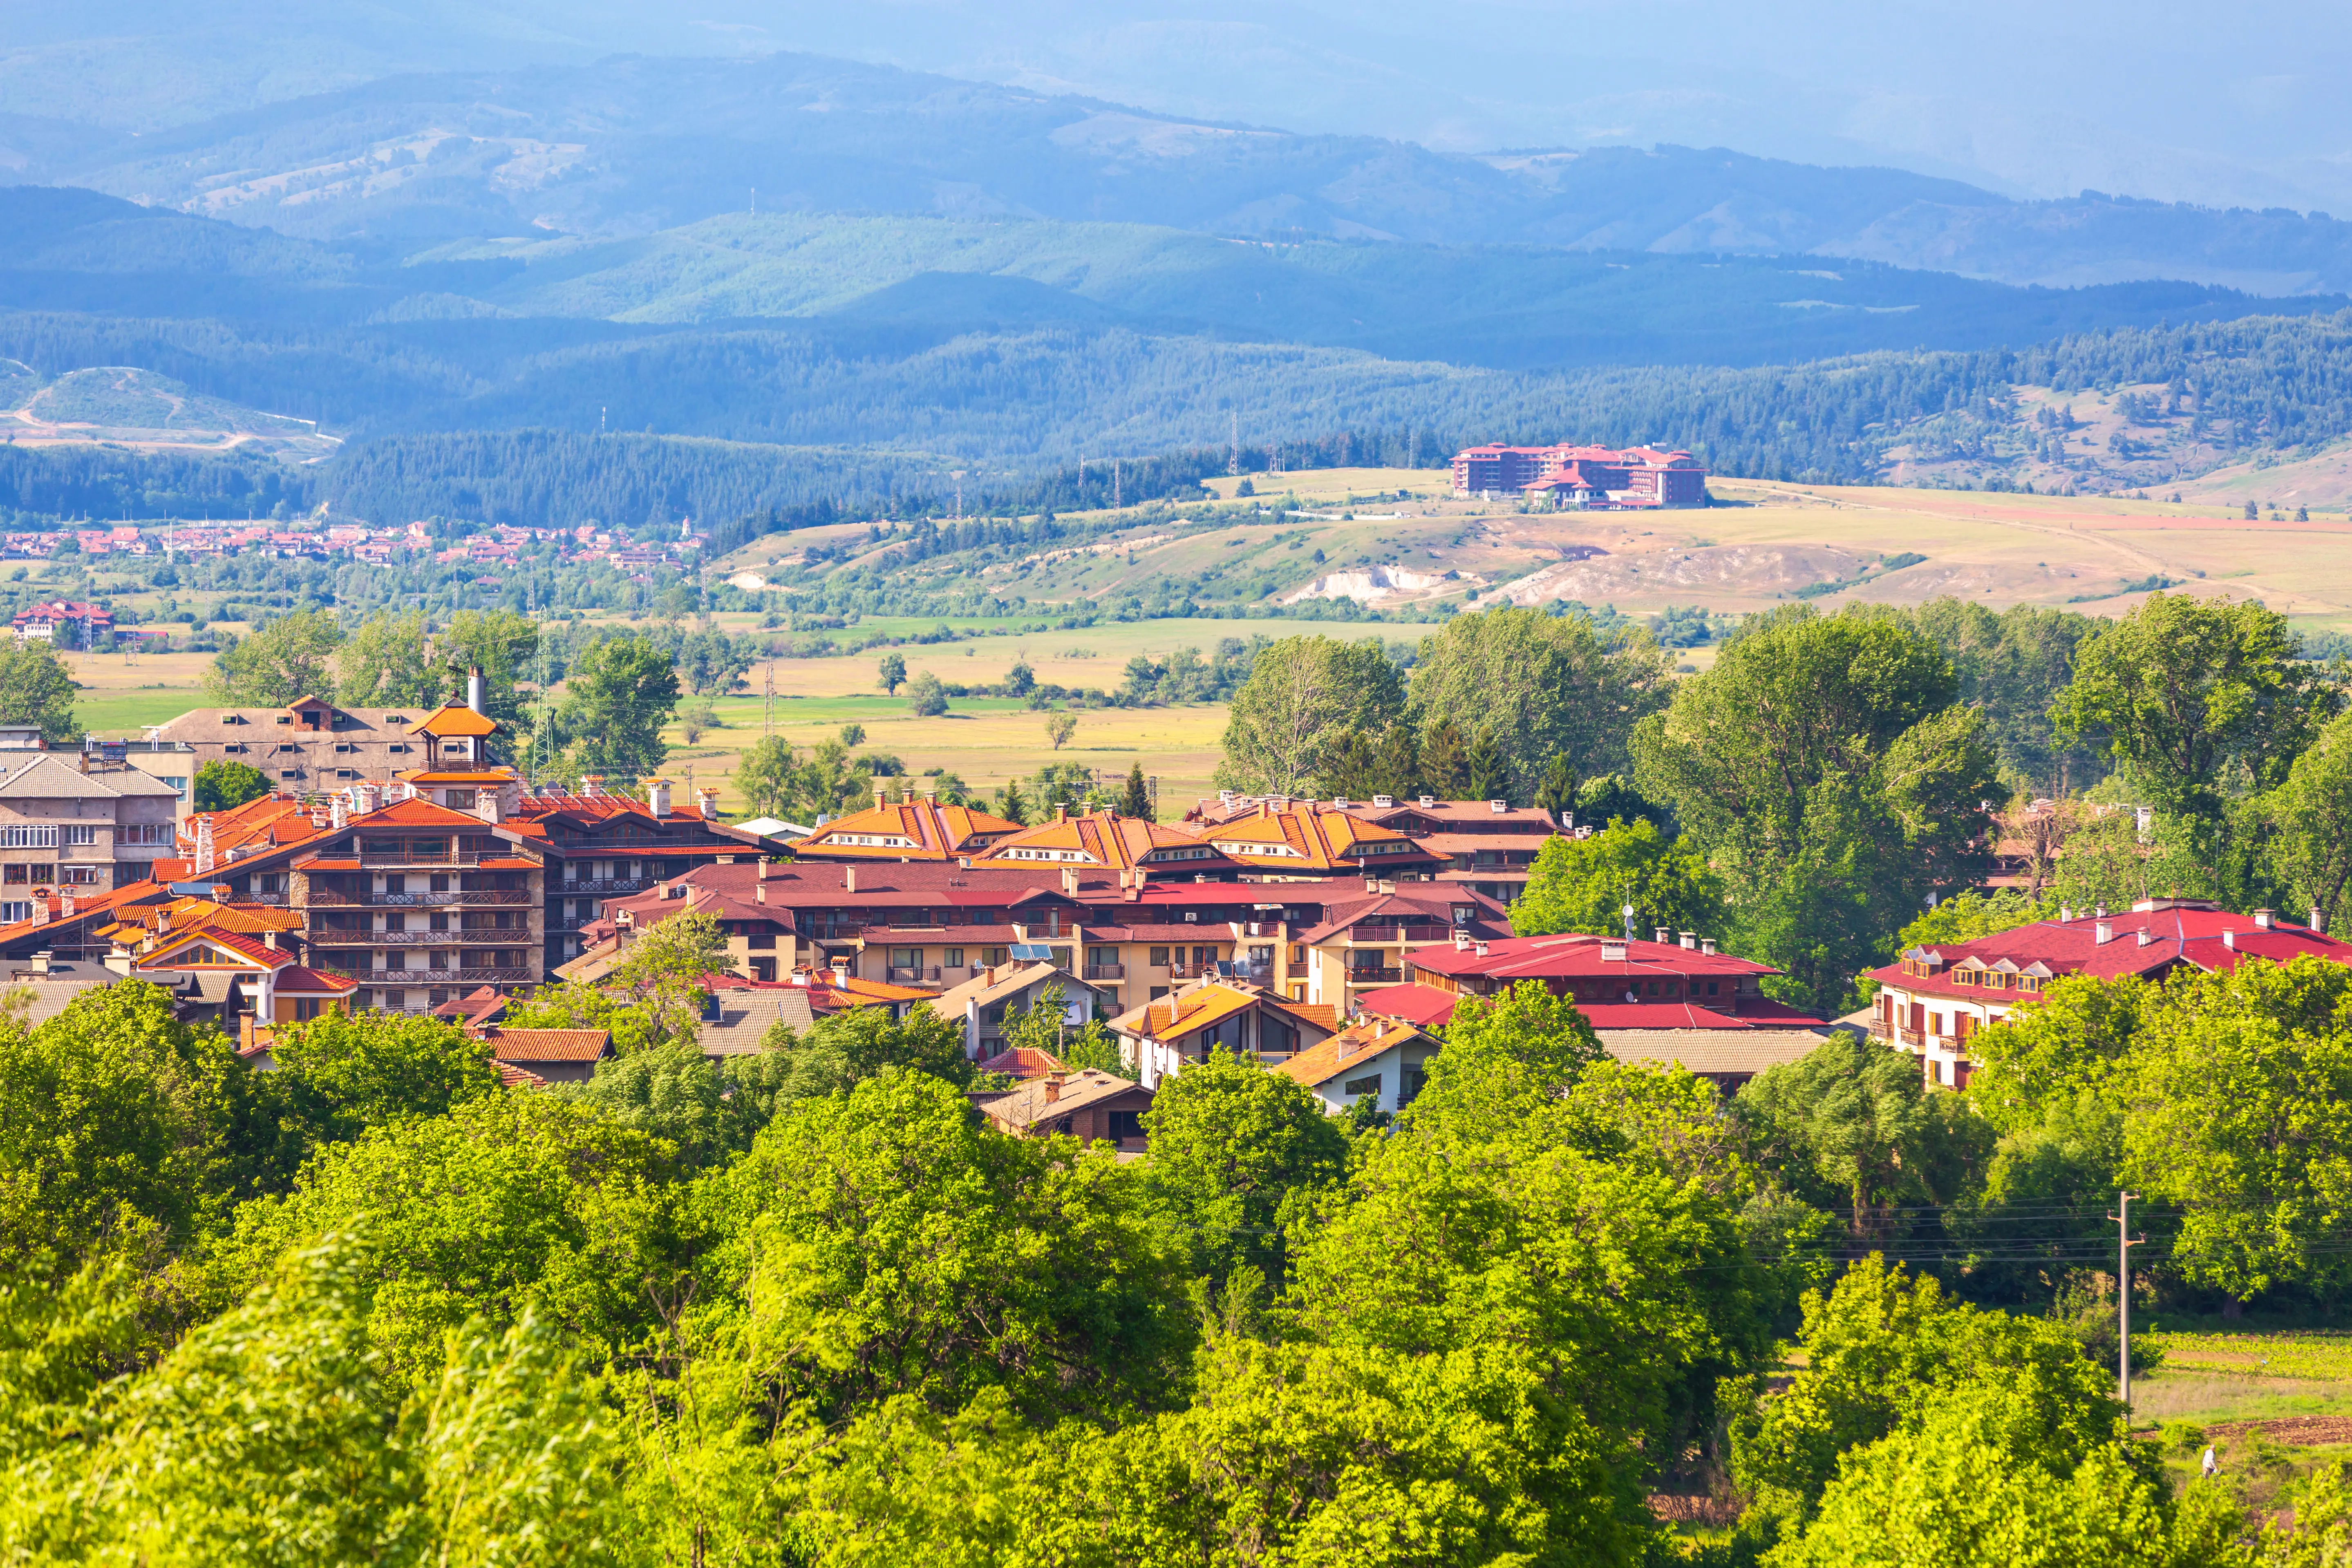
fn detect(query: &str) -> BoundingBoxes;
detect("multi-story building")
[12,600,114,647]
[1865,899,2352,1089]
[1292,884,1510,1011]
[787,790,1023,862]
[1174,797,1440,880]
[1276,1014,1439,1116]
[970,806,1241,879]
[1335,795,1565,900]
[1390,928,1828,1093]
[148,695,488,792]
[0,751,181,913]
[1108,979,1342,1088]
[1448,443,1709,507]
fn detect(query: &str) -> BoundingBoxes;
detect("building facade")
[1449,443,1709,506]
[0,752,181,914]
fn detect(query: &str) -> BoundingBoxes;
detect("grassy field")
[2133,1328,2352,1510]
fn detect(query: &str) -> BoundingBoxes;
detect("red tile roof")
[479,1027,612,1062]
[1409,931,1779,982]
[1866,901,2352,1000]
[1354,982,1467,1029]
[790,795,1023,861]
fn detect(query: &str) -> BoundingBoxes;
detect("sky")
[10,0,2352,212]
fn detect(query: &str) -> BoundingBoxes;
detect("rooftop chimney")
[1474,941,1488,957]
[2137,927,2154,947]
[1061,866,1080,897]
[466,665,486,717]
[1452,929,1471,950]
[844,867,857,893]
[2222,929,2237,949]
[1678,931,1696,949]
[2095,919,2114,945]
[644,778,672,819]
[581,776,603,799]
[1043,1073,1064,1104]
[329,795,348,830]
[476,793,501,825]
[874,784,888,812]
[2255,908,2276,929]
[2315,906,2329,935]
[697,786,719,821]
[1656,926,1672,944]
[1489,799,1507,813]
[1701,938,1716,955]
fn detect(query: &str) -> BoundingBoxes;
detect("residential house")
[968,806,1241,879]
[1335,795,1566,901]
[1866,899,2352,1088]
[787,790,1023,861]
[1292,884,1510,1011]
[972,1070,1153,1151]
[1176,796,1441,881]
[12,600,113,648]
[473,1026,613,1085]
[149,696,454,791]
[0,751,181,911]
[1107,980,1341,1088]
[1396,928,1828,1093]
[926,960,1117,1060]
[1275,1014,1437,1116]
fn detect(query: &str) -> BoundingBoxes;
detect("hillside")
[12,51,2352,294]
[0,360,338,460]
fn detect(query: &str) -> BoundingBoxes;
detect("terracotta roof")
[1354,982,1467,1029]
[1296,887,1510,944]
[1109,981,1337,1042]
[789,795,1022,861]
[698,988,818,1055]
[275,965,360,993]
[479,1027,612,1062]
[496,1062,551,1090]
[433,985,509,1026]
[1409,931,1779,982]
[927,961,1091,1014]
[132,926,296,971]
[1177,801,1436,873]
[973,1069,1151,1132]
[971,808,1236,875]
[1865,902,2352,999]
[1276,1016,1430,1088]
[1574,1001,1828,1029]
[414,703,498,738]
[976,1044,1066,1080]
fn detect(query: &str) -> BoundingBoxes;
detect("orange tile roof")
[132,926,295,971]
[1275,1016,1428,1089]
[1182,801,1428,872]
[480,1026,611,1062]
[790,796,1021,860]
[415,703,498,738]
[402,769,517,785]
[972,808,1225,872]
[1109,981,1329,1042]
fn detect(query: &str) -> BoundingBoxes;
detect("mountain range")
[11,52,2352,295]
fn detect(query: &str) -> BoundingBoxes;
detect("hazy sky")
[11,0,2352,211]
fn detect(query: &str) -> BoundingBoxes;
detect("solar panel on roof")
[1009,942,1054,962]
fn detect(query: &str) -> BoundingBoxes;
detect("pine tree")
[1421,718,1470,799]
[996,776,1029,826]
[1465,726,1507,802]
[1119,761,1153,821]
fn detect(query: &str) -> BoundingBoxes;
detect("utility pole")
[1114,459,1121,510]
[951,470,965,521]
[762,662,775,739]
[2110,1191,2146,1413]
[1229,411,1240,477]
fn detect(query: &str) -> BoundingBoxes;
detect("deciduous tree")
[1215,635,1404,796]
[1408,606,1671,795]
[0,640,76,747]
[555,634,679,784]
[204,609,343,705]
[1510,817,1725,941]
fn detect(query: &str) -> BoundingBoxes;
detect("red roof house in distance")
[1866,898,2352,1089]
[1448,443,1708,508]
[1391,927,1828,1093]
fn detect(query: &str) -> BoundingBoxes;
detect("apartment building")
[1176,797,1440,880]
[1865,899,2352,1089]
[1449,443,1709,507]
[0,752,181,916]
[1336,795,1564,901]
[1109,980,1342,1089]
[787,790,1022,861]
[149,695,486,790]
[1292,884,1510,1011]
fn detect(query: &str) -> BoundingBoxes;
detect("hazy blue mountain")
[14,51,2352,297]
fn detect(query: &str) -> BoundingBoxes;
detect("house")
[573,871,799,982]
[971,1070,1153,1151]
[1275,1014,1437,1116]
[1402,928,1827,1093]
[1175,797,1440,881]
[0,751,182,908]
[12,600,113,648]
[1291,884,1510,1011]
[1333,795,1567,901]
[924,960,1116,1060]
[787,790,1023,862]
[149,696,451,790]
[969,805,1241,879]
[694,985,819,1057]
[1866,899,2352,1089]
[473,1026,612,1085]
[1106,980,1341,1089]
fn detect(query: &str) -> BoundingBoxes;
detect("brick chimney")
[1043,1073,1064,1104]
[2315,906,2329,934]
[697,786,720,821]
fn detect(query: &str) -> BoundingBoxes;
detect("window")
[60,866,98,885]
[384,912,405,933]
[0,825,56,848]
[276,743,301,754]
[1150,986,1169,1000]
[275,715,292,725]
[121,823,172,846]
[62,824,96,847]
[224,743,247,754]
[984,946,1009,966]
[748,932,775,950]
[1087,946,1117,966]
[383,989,405,1009]
[890,947,921,968]
[161,777,186,792]
[293,998,322,1021]
[444,790,477,810]
[1149,946,1170,966]
[1107,1109,1143,1141]
[1,901,31,923]
[1343,1074,1382,1098]
[750,957,776,982]
[429,913,449,932]
[944,947,963,966]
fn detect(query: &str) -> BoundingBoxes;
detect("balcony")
[309,926,530,946]
[354,850,501,868]
[1083,963,1125,981]
[355,966,538,988]
[559,876,651,895]
[306,888,531,908]
[1346,965,1403,985]
[1345,924,1452,944]
[886,964,944,984]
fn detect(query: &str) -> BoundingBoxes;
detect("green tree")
[1043,711,1078,751]
[995,775,1029,825]
[1406,980,1603,1140]
[265,1009,499,1158]
[334,610,440,707]
[1003,660,1034,697]
[753,1004,976,1104]
[192,757,272,812]
[556,1040,770,1168]
[1408,606,1672,796]
[877,651,907,695]
[1633,607,2005,1015]
[1118,760,1152,820]
[435,608,542,734]
[730,735,799,821]
[0,980,252,1268]
[0,640,77,747]
[2266,709,2352,931]
[1891,887,2055,955]
[1733,1032,1991,1235]
[1533,753,1578,819]
[1509,817,1726,941]
[905,670,948,717]
[1419,715,1470,797]
[838,722,865,749]
[712,1068,1188,1422]
[1139,1051,1349,1288]
[1215,635,1405,796]
[204,609,344,705]
[556,635,680,784]
[209,1091,685,1391]
[1464,724,1507,799]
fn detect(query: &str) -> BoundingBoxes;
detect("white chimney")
[844,867,857,893]
[1452,930,1470,950]
[1678,931,1696,949]
[645,778,672,818]
[2137,928,2154,947]
[2315,906,2329,935]
[2222,929,2236,949]
[2254,908,2276,929]
[476,793,501,825]
[466,666,486,716]
[1489,799,1506,813]
[2094,920,2113,944]
[697,786,719,821]
[1700,938,1716,955]
[1474,941,1488,957]
[330,795,348,830]
[1655,926,1671,944]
